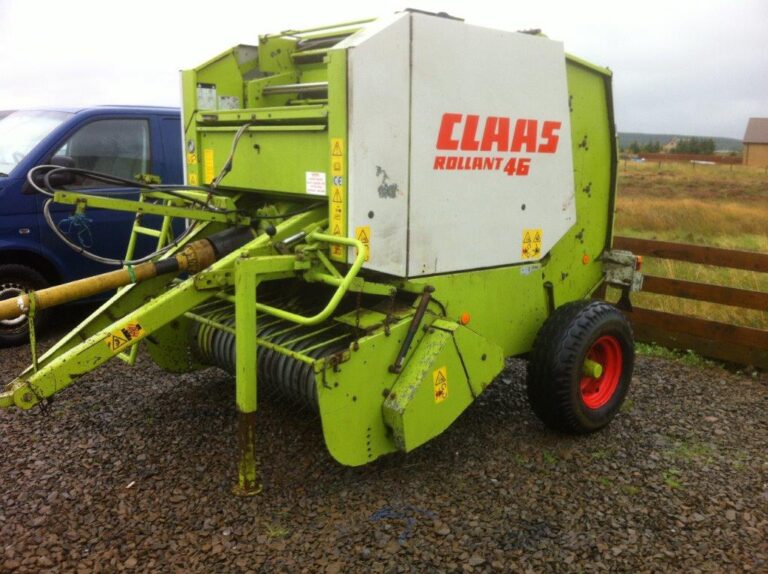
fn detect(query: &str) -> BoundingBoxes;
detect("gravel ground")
[1,319,767,573]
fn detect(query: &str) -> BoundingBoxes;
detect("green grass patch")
[662,469,683,489]
[730,450,751,471]
[590,448,614,460]
[620,398,635,413]
[671,440,715,462]
[265,523,290,539]
[542,451,558,465]
[635,343,719,369]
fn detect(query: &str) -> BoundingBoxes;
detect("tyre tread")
[526,300,634,434]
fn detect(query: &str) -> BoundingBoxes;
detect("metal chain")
[24,291,51,416]
[26,382,51,416]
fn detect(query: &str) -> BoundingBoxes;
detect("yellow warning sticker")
[188,173,199,186]
[355,225,371,262]
[433,366,448,403]
[186,152,198,165]
[521,228,543,259]
[203,148,215,184]
[105,322,146,353]
[330,138,346,261]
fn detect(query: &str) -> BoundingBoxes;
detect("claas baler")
[0,12,642,494]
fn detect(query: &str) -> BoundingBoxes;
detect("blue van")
[0,106,183,345]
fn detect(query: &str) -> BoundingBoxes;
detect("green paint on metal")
[234,246,261,494]
[382,328,467,452]
[381,322,504,454]
[53,191,249,225]
[334,307,414,331]
[263,18,375,39]
[145,314,206,374]
[583,358,603,378]
[236,232,365,326]
[450,323,505,397]
[317,315,419,466]
[197,107,328,124]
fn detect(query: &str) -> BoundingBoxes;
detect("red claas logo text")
[433,113,562,176]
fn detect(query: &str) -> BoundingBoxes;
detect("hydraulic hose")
[27,165,230,267]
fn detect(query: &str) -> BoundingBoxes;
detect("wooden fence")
[612,236,768,369]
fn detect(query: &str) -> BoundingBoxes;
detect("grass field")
[612,161,768,329]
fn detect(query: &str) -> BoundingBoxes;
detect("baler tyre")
[0,264,49,347]
[526,300,634,434]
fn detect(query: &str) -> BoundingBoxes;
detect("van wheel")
[0,264,49,347]
[526,300,634,434]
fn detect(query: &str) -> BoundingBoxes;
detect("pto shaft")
[0,227,255,322]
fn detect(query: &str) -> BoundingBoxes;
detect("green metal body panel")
[317,315,416,465]
[382,320,505,454]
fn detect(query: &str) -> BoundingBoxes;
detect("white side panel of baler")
[408,15,575,276]
[346,13,411,277]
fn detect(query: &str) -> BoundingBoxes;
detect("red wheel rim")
[580,335,623,409]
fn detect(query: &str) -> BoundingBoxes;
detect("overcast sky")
[1,0,765,139]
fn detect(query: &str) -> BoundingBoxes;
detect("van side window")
[54,119,150,185]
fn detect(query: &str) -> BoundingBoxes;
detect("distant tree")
[673,137,715,155]
[629,141,641,154]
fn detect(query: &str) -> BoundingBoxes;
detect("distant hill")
[618,132,742,153]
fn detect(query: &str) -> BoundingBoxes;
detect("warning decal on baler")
[105,322,146,352]
[355,226,370,261]
[203,149,215,185]
[433,366,448,403]
[330,138,346,261]
[521,228,543,259]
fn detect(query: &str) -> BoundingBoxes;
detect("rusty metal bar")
[389,286,435,374]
